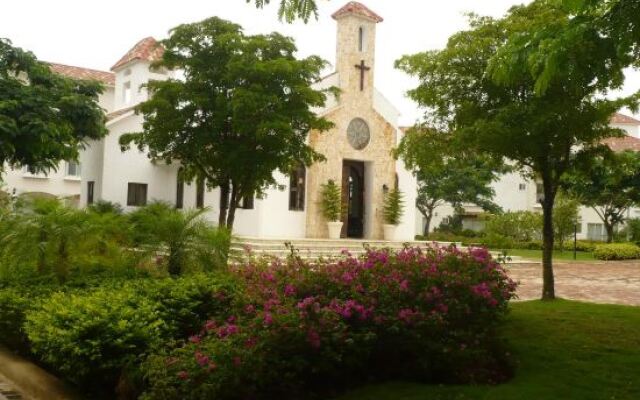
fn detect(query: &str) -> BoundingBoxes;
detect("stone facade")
[305,6,397,239]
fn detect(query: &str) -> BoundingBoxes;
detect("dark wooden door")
[341,161,365,238]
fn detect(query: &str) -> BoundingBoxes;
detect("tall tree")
[394,127,503,237]
[396,2,636,300]
[0,38,107,174]
[562,150,640,243]
[120,17,334,231]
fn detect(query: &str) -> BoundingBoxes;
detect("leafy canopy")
[396,1,637,299]
[120,17,334,229]
[0,38,107,173]
[562,150,640,242]
[249,0,320,23]
[395,127,503,235]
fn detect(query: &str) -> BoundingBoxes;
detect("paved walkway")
[508,261,640,306]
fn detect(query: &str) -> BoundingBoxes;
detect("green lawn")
[339,300,640,400]
[494,248,597,262]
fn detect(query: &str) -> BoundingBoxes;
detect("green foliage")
[249,0,319,23]
[120,17,334,230]
[593,243,640,260]
[396,1,637,299]
[320,179,342,221]
[128,202,231,276]
[88,200,124,215]
[628,218,640,242]
[553,193,580,251]
[0,197,89,282]
[485,212,542,243]
[382,188,404,225]
[395,127,503,236]
[0,38,107,172]
[23,274,237,389]
[562,150,640,243]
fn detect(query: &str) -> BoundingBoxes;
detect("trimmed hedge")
[20,274,237,390]
[593,243,640,261]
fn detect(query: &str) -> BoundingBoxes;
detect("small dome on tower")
[331,1,383,23]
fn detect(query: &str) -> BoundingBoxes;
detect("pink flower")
[399,279,410,292]
[204,320,217,332]
[177,370,189,381]
[195,351,209,367]
[245,304,256,314]
[284,284,296,297]
[307,329,321,349]
[264,312,273,325]
[189,335,201,344]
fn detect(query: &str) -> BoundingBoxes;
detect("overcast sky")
[2,0,638,125]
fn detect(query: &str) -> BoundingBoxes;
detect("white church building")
[78,1,418,241]
[3,1,639,243]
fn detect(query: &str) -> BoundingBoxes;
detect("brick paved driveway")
[508,260,640,306]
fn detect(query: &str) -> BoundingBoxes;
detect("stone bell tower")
[332,2,383,104]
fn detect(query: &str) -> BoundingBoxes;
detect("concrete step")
[231,237,532,264]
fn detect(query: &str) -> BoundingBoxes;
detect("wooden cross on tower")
[355,59,370,91]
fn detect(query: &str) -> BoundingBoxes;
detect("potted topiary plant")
[320,180,343,239]
[382,188,405,241]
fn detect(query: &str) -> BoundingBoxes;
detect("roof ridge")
[332,1,383,23]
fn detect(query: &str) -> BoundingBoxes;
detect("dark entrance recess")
[341,160,365,238]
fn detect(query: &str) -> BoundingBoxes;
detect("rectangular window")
[587,223,605,241]
[240,192,254,210]
[358,27,365,52]
[87,181,95,205]
[176,172,184,209]
[536,183,544,203]
[123,81,132,104]
[576,222,583,234]
[196,179,205,209]
[127,183,147,207]
[519,183,526,191]
[289,164,306,211]
[66,161,81,177]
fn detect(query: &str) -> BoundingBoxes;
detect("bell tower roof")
[331,1,383,23]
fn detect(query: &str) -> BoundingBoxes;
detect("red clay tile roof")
[48,62,115,86]
[602,135,640,152]
[332,1,383,23]
[111,37,164,71]
[610,112,640,125]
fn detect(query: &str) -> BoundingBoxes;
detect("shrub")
[593,243,640,260]
[382,188,405,225]
[319,180,342,221]
[484,211,542,242]
[141,246,517,400]
[628,219,640,242]
[24,274,237,390]
[128,202,230,276]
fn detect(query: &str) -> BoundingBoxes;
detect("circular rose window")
[347,118,370,150]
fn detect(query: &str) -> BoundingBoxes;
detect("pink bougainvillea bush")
[141,246,517,400]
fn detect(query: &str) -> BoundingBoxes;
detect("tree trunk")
[226,185,238,232]
[605,222,614,243]
[218,181,230,228]
[541,177,556,301]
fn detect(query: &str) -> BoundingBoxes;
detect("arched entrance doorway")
[341,160,365,238]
